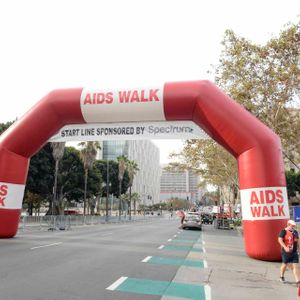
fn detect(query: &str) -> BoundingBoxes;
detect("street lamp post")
[171,188,177,217]
[106,159,109,222]
[101,182,106,215]
[110,193,114,216]
[147,195,152,211]
[143,184,146,217]
[129,191,132,221]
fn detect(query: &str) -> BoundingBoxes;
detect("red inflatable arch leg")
[0,88,83,238]
[0,147,29,237]
[0,81,288,261]
[163,81,288,261]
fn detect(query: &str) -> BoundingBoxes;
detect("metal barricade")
[19,213,162,232]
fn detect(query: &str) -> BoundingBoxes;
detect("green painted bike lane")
[106,229,210,299]
[162,244,204,252]
[142,255,207,268]
[107,277,210,300]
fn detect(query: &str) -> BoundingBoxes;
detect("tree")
[94,160,129,196]
[214,21,300,158]
[0,121,14,134]
[52,146,102,214]
[58,147,85,204]
[23,191,46,216]
[178,20,300,199]
[79,142,101,215]
[85,165,102,215]
[166,198,192,210]
[286,170,300,198]
[130,192,140,213]
[51,142,66,215]
[94,159,130,217]
[56,147,84,214]
[26,143,54,215]
[126,160,139,218]
[180,139,238,194]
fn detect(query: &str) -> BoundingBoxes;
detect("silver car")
[182,212,202,230]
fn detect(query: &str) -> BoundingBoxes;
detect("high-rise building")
[101,141,129,160]
[100,140,160,205]
[160,165,203,204]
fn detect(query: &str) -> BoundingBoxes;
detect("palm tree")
[117,155,128,220]
[51,142,65,215]
[126,160,139,219]
[79,141,101,215]
[131,192,140,214]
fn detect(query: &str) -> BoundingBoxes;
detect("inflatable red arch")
[0,80,289,261]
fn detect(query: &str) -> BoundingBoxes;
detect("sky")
[0,0,299,163]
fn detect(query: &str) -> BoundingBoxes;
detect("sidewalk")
[163,225,299,300]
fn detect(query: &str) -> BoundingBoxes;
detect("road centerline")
[101,232,113,236]
[30,242,62,250]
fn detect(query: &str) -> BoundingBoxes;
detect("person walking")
[176,210,185,228]
[278,219,300,284]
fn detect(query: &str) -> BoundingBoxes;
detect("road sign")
[293,206,300,222]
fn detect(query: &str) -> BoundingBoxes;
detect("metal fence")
[19,214,161,232]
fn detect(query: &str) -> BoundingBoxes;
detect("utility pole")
[106,159,109,222]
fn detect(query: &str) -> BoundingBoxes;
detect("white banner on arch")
[49,121,209,142]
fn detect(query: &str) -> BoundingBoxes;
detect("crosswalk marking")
[106,276,127,290]
[107,277,210,299]
[141,256,152,262]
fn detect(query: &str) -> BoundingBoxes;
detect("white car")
[182,212,202,230]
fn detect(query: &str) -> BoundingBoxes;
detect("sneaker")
[280,276,285,282]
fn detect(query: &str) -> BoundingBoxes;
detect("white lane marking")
[196,240,205,245]
[202,247,206,253]
[106,276,128,290]
[167,239,172,242]
[173,235,177,238]
[204,260,208,268]
[204,285,211,300]
[158,245,165,249]
[31,242,62,250]
[142,256,152,262]
[101,233,113,236]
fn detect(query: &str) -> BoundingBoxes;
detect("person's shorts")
[282,251,299,264]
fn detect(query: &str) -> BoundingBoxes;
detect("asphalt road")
[0,217,198,300]
[2,218,297,300]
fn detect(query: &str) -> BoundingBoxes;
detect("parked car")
[64,209,82,215]
[201,213,213,224]
[182,212,202,230]
[215,218,234,229]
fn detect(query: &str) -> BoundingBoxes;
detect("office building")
[160,165,202,204]
[100,140,160,205]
